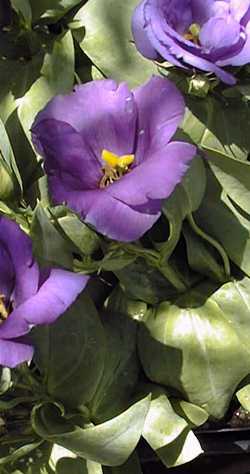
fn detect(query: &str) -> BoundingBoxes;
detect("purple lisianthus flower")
[132,0,250,85]
[0,216,88,368]
[31,77,196,242]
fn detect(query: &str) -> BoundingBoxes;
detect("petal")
[133,76,185,163]
[131,0,159,59]
[230,0,250,22]
[0,270,89,339]
[107,142,196,206]
[85,192,160,242]
[199,16,241,51]
[191,0,216,24]
[221,23,250,65]
[32,119,101,190]
[32,80,137,159]
[0,217,39,305]
[0,338,34,368]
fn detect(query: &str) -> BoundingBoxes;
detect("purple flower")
[0,216,88,368]
[132,0,250,85]
[31,77,196,242]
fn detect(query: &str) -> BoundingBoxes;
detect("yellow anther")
[102,149,135,169]
[0,295,8,321]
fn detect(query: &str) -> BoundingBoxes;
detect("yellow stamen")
[0,295,8,321]
[100,149,135,188]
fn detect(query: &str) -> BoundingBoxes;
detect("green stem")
[187,213,231,277]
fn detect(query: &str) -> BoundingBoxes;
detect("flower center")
[99,149,134,188]
[184,23,201,44]
[0,294,9,322]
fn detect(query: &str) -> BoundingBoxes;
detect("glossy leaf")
[73,0,157,87]
[139,278,250,418]
[29,0,83,21]
[32,396,150,466]
[31,293,106,409]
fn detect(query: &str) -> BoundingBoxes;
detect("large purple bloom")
[31,77,196,242]
[0,216,88,368]
[132,0,250,85]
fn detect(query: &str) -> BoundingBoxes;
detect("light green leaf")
[73,0,157,87]
[32,396,150,466]
[56,212,100,257]
[18,30,74,144]
[139,278,250,418]
[0,118,22,200]
[237,384,250,412]
[142,390,203,467]
[30,0,82,21]
[31,293,105,409]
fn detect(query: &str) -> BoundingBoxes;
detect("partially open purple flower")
[32,77,196,242]
[0,216,88,368]
[132,0,250,85]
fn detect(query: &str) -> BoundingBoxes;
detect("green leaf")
[56,457,102,474]
[18,30,74,144]
[142,389,203,467]
[90,311,139,422]
[56,212,100,257]
[103,452,142,474]
[0,368,12,395]
[73,0,157,87]
[106,287,148,323]
[195,168,250,276]
[160,157,206,260]
[139,278,250,418]
[31,204,74,269]
[237,384,250,412]
[32,396,150,466]
[31,293,105,409]
[183,222,227,283]
[116,259,177,305]
[182,96,250,161]
[29,0,83,21]
[10,0,32,28]
[208,154,250,215]
[0,118,22,200]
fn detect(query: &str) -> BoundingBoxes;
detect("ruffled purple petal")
[231,0,250,22]
[106,142,196,206]
[0,338,34,368]
[0,217,39,305]
[221,24,250,65]
[133,76,185,163]
[85,192,160,242]
[131,0,159,59]
[199,15,241,51]
[32,119,101,190]
[33,80,137,160]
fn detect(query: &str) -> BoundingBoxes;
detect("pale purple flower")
[0,216,88,367]
[32,77,196,241]
[132,0,250,84]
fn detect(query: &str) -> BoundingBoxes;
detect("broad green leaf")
[32,396,150,466]
[139,278,250,418]
[90,311,139,422]
[237,384,250,412]
[31,204,74,269]
[73,0,157,87]
[31,294,105,409]
[142,390,203,467]
[29,0,83,21]
[18,30,74,144]
[195,168,250,276]
[56,457,103,474]
[0,368,12,395]
[0,442,42,467]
